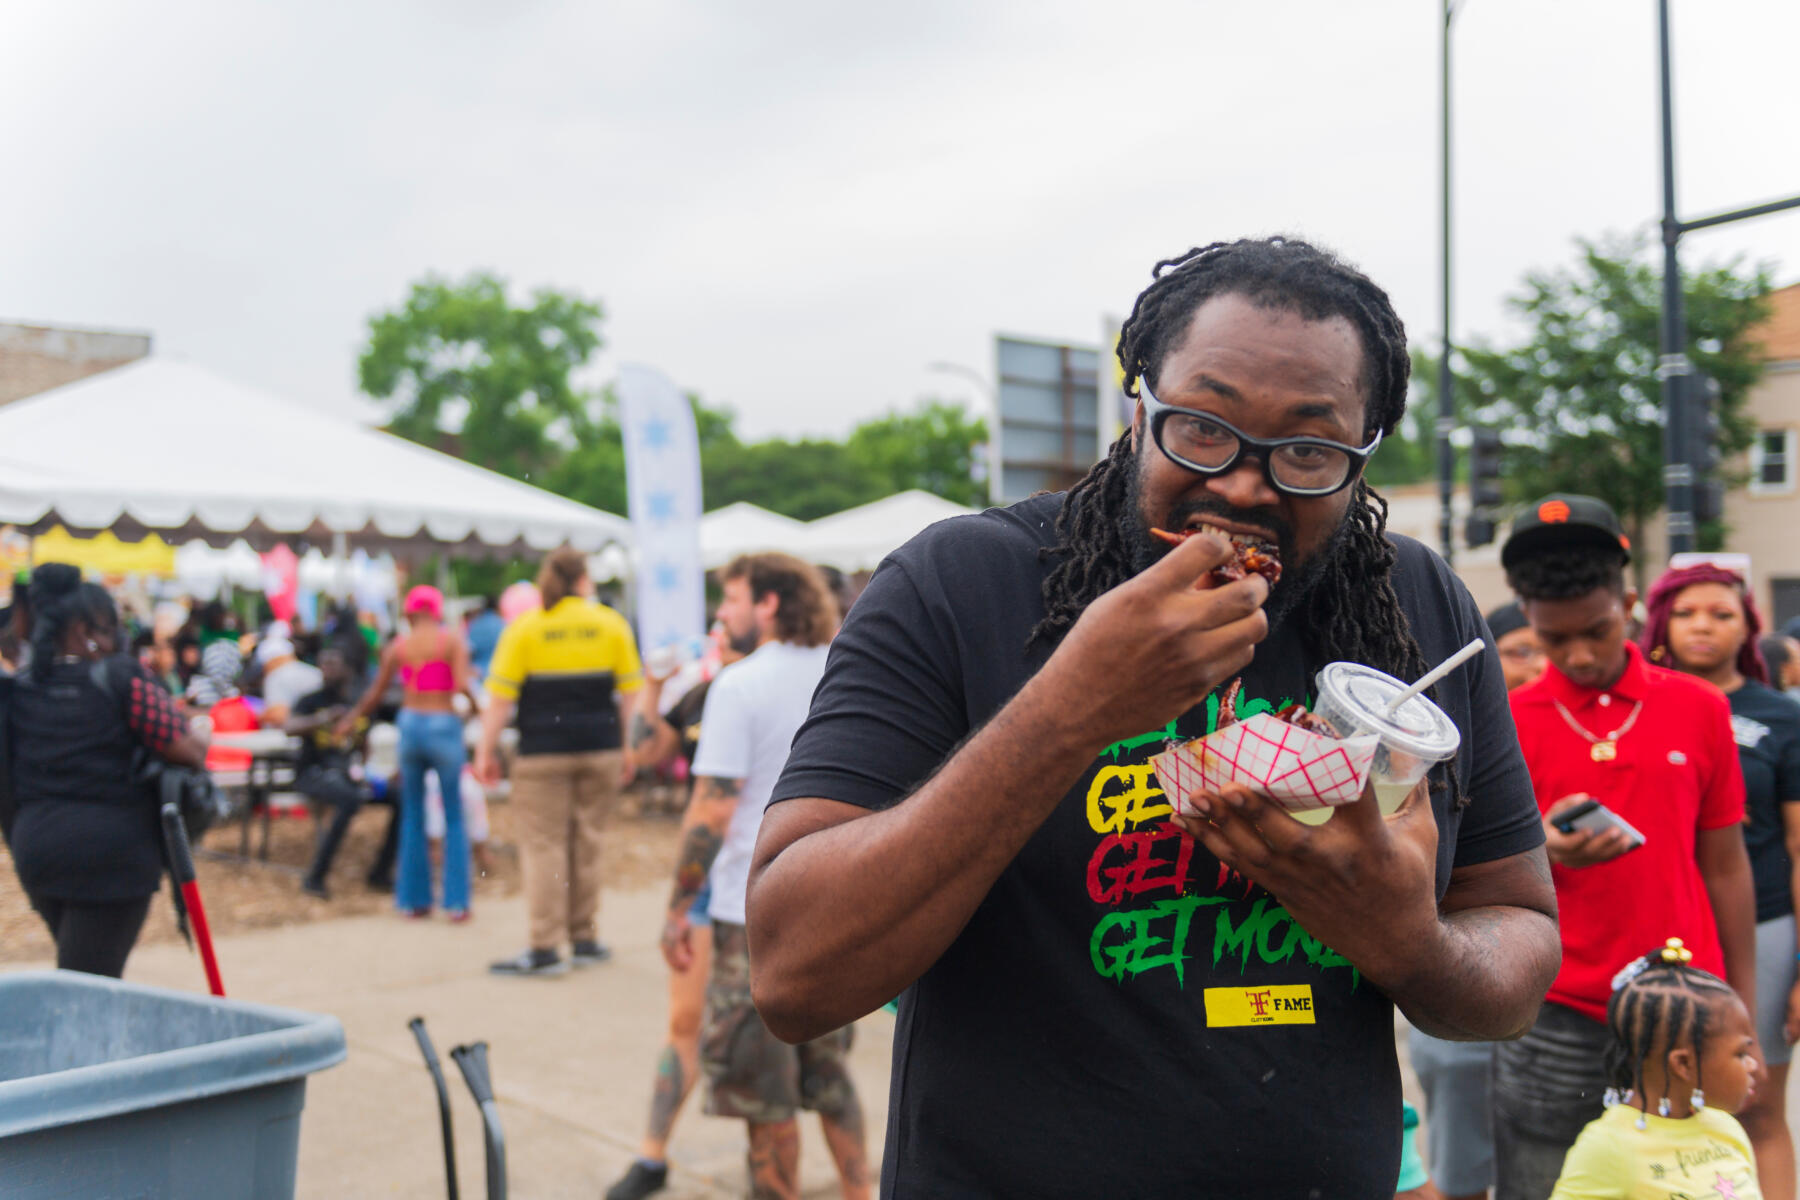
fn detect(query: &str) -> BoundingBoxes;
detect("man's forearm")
[669,776,737,916]
[1390,906,1561,1040]
[746,666,1111,1041]
[1706,854,1759,1019]
[478,695,513,757]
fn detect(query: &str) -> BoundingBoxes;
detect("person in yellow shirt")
[1550,939,1764,1199]
[475,548,643,975]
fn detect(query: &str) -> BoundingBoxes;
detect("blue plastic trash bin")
[0,969,346,1199]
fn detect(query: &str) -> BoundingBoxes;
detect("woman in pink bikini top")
[342,587,473,722]
[338,584,477,919]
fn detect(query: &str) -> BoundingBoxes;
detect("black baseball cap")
[1500,493,1632,571]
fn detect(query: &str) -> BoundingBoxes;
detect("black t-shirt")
[664,678,712,766]
[772,492,1544,1199]
[1727,681,1800,923]
[292,686,358,775]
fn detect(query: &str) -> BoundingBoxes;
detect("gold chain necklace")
[1551,697,1644,762]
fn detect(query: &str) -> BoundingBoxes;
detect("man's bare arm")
[670,775,739,916]
[748,532,1269,1043]
[1394,847,1561,1041]
[1698,822,1758,1020]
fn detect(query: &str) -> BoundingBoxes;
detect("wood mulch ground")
[0,784,687,963]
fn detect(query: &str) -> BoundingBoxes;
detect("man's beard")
[1123,461,1353,634]
[726,619,760,656]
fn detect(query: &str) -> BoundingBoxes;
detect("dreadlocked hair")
[1030,237,1462,804]
[1604,944,1736,1120]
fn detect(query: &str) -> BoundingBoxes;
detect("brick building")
[1722,282,1800,626]
[0,321,152,409]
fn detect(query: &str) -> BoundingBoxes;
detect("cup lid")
[1314,661,1461,762]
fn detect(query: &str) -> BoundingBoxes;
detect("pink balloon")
[499,581,541,621]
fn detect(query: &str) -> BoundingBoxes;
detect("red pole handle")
[181,880,226,997]
[162,802,226,997]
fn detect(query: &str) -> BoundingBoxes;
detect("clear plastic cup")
[1291,662,1462,824]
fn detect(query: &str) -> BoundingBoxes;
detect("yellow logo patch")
[1203,984,1316,1027]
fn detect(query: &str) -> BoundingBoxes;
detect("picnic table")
[208,729,303,865]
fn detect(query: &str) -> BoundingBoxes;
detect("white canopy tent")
[174,540,400,603]
[0,359,630,559]
[699,502,808,569]
[594,493,977,588]
[795,490,978,573]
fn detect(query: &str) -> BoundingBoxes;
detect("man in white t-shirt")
[642,552,868,1200]
[257,636,323,725]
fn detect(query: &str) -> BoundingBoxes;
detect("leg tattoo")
[747,1120,800,1200]
[646,1044,686,1143]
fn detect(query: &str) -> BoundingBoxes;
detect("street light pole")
[1436,0,1457,565]
[1657,0,1695,556]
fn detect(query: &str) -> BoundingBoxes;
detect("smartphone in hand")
[1552,798,1646,849]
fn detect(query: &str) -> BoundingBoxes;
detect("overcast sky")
[3,1,1796,441]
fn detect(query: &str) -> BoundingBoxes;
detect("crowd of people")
[6,235,1800,1198]
[0,543,872,1200]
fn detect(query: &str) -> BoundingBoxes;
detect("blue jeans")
[397,710,470,914]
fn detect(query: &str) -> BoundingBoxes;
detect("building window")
[1751,429,1796,495]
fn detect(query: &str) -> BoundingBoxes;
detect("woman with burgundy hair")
[1643,561,1800,1199]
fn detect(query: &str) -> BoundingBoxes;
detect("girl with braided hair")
[750,237,1556,1196]
[1643,562,1800,1199]
[1549,938,1762,1198]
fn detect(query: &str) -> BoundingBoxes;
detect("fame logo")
[1538,499,1572,523]
[1204,984,1316,1028]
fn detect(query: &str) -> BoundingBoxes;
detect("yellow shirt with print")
[1550,1103,1760,1200]
[486,597,643,755]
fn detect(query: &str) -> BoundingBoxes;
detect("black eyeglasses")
[1139,383,1382,497]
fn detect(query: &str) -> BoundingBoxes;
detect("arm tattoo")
[670,825,725,911]
[698,774,743,801]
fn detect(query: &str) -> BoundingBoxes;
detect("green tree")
[704,439,885,520]
[846,400,988,506]
[359,273,604,482]
[547,391,742,517]
[1458,236,1772,568]
[1362,354,1441,490]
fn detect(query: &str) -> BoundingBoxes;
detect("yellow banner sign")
[1203,984,1316,1027]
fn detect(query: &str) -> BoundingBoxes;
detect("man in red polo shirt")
[1491,494,1757,1200]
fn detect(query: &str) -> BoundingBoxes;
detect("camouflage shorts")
[701,921,856,1124]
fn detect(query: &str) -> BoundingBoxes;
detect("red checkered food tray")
[1151,712,1379,815]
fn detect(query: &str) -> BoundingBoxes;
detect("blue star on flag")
[643,417,672,450]
[646,491,676,521]
[655,562,682,593]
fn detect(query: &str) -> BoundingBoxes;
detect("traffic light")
[1464,426,1504,548]
[1689,374,1725,524]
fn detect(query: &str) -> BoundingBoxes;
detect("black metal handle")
[451,1042,506,1200]
[410,1018,460,1200]
[160,802,195,885]
[449,1042,495,1105]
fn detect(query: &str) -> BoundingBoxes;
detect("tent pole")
[331,531,349,603]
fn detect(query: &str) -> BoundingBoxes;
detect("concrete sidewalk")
[21,886,891,1199]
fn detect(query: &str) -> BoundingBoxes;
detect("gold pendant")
[1591,741,1618,762]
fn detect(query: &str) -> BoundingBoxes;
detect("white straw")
[1385,637,1486,716]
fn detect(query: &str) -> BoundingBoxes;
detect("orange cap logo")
[1538,500,1571,523]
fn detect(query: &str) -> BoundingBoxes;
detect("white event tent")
[698,502,808,569]
[0,359,630,558]
[795,490,979,573]
[603,493,979,585]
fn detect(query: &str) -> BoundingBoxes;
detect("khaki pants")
[510,750,621,951]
